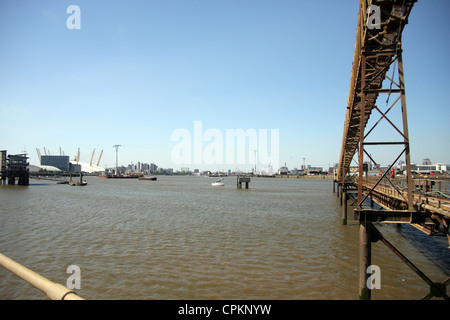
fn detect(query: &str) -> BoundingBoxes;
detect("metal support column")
[357,2,370,297]
[337,182,340,198]
[342,185,348,225]
[359,219,372,300]
[358,48,371,299]
[397,50,414,209]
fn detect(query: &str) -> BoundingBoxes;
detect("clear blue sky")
[0,0,449,171]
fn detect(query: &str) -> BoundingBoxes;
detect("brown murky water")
[0,176,448,299]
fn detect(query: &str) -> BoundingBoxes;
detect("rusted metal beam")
[358,51,366,208]
[365,89,402,93]
[397,50,414,209]
[355,209,430,224]
[363,141,406,145]
[419,203,450,220]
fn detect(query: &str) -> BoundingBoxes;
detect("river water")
[0,176,448,300]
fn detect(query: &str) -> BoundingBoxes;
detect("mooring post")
[359,218,372,300]
[236,176,250,189]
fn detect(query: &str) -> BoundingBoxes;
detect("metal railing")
[0,253,84,300]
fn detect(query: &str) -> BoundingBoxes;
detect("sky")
[0,0,449,172]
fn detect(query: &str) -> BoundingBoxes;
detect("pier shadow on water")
[393,224,450,275]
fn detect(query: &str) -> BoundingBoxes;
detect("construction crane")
[90,149,96,166]
[97,150,104,167]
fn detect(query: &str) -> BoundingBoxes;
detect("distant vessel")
[138,176,157,181]
[212,179,224,186]
[98,174,142,179]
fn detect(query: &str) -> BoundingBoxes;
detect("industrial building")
[398,162,448,174]
[0,150,29,185]
[40,155,71,171]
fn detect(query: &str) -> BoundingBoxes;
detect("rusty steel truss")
[336,0,449,300]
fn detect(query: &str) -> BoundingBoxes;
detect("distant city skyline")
[1,1,449,172]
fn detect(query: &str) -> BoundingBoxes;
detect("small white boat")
[212,179,224,186]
